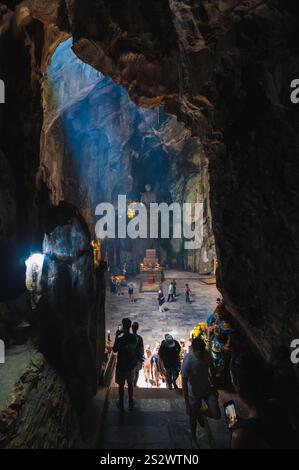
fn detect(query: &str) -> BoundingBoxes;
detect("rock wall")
[0,351,82,449]
[39,202,103,410]
[0,3,45,300]
[0,2,106,447]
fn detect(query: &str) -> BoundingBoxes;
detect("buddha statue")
[141,184,156,206]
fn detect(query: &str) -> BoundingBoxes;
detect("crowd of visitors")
[111,277,192,311]
[158,280,191,309]
[110,283,298,449]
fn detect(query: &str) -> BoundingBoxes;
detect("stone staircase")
[99,386,230,449]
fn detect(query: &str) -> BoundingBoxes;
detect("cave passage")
[43,37,215,274]
[35,37,222,449]
[1,2,299,451]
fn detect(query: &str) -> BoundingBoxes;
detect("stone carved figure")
[141,184,156,206]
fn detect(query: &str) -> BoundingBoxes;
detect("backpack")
[121,335,138,367]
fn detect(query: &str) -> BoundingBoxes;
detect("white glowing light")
[25,253,45,302]
[25,253,45,270]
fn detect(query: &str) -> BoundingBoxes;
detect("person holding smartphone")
[229,353,298,449]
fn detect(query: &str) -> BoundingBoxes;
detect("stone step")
[100,397,194,449]
[101,387,231,449]
[110,386,183,400]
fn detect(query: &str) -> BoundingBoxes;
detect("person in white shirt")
[167,282,174,302]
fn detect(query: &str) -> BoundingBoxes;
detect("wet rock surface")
[0,349,82,449]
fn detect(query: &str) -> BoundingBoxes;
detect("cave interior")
[0,0,299,449]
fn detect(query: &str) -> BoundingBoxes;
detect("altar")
[139,249,163,291]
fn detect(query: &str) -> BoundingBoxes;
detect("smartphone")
[223,400,238,430]
[118,324,123,332]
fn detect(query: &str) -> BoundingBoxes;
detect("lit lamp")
[127,203,137,219]
[25,253,45,309]
[127,202,143,220]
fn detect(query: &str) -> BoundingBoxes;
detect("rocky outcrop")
[0,2,48,301]
[0,2,106,420]
[38,202,104,410]
[0,351,82,449]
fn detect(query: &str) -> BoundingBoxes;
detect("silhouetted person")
[116,279,122,296]
[185,284,191,303]
[151,343,162,387]
[144,345,152,386]
[113,318,138,410]
[158,289,165,312]
[132,321,144,387]
[167,282,174,302]
[172,279,177,297]
[128,283,134,303]
[158,334,181,390]
[230,353,298,449]
[182,337,220,448]
[110,276,116,293]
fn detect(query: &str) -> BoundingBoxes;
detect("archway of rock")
[41,35,218,381]
[1,1,299,450]
[42,37,215,273]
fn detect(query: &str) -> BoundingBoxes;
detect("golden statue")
[91,239,102,267]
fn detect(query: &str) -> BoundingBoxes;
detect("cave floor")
[106,269,220,351]
[101,270,231,449]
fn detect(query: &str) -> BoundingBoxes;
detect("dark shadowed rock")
[38,202,101,410]
[0,351,82,449]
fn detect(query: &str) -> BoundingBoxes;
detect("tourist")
[173,279,177,297]
[230,353,297,449]
[110,276,117,293]
[185,283,191,303]
[158,334,181,390]
[116,279,122,296]
[167,282,174,302]
[182,337,220,449]
[128,283,134,303]
[144,346,152,386]
[122,262,127,277]
[113,318,139,411]
[132,321,144,387]
[158,289,166,312]
[151,343,162,387]
[179,338,188,362]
